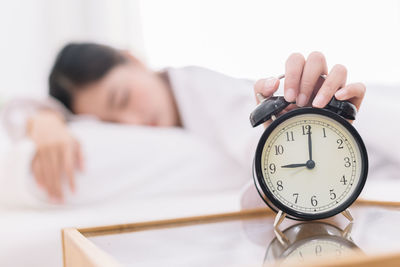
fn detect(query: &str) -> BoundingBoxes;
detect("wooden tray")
[62,199,400,267]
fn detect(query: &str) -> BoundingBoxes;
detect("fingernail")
[263,77,277,89]
[335,89,346,99]
[297,93,308,107]
[312,94,325,107]
[285,88,296,102]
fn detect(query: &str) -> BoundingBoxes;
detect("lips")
[148,117,158,127]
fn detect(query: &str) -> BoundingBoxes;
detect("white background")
[0,0,399,101]
[140,0,400,85]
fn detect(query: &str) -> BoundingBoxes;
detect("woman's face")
[72,61,180,127]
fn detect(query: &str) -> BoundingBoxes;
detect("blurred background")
[0,0,399,102]
[1,1,400,266]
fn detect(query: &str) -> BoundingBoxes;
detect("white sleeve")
[168,66,264,172]
[1,97,73,141]
[354,86,400,180]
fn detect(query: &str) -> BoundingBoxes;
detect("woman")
[3,43,366,203]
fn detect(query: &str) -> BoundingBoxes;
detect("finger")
[335,82,366,111]
[284,53,306,102]
[41,152,59,202]
[62,143,76,193]
[297,51,328,107]
[48,147,63,202]
[32,157,45,189]
[74,139,84,172]
[312,64,347,108]
[254,77,280,104]
[37,152,55,200]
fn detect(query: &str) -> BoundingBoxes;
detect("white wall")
[0,0,399,103]
[0,0,144,101]
[140,0,400,85]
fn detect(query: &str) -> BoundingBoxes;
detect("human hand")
[27,110,84,203]
[253,51,366,127]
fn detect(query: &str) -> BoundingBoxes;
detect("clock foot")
[273,210,288,246]
[273,210,287,229]
[341,222,354,241]
[341,208,354,222]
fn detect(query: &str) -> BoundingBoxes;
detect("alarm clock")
[264,222,359,265]
[250,75,368,223]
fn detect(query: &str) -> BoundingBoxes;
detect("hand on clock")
[253,51,366,128]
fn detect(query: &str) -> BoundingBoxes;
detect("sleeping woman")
[2,43,366,204]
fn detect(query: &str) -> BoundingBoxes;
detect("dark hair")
[49,43,127,111]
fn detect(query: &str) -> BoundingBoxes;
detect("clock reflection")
[264,222,360,266]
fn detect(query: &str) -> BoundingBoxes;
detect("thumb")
[254,77,280,104]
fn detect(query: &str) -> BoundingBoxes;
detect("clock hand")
[280,126,316,170]
[308,126,312,161]
[281,163,307,168]
[305,126,316,169]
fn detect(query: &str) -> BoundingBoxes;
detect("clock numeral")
[276,180,283,191]
[329,189,336,200]
[344,157,351,167]
[302,125,311,135]
[274,145,284,155]
[315,245,322,256]
[286,131,294,142]
[337,139,344,149]
[311,195,318,207]
[322,128,327,138]
[269,163,276,174]
[340,175,348,185]
[293,193,299,204]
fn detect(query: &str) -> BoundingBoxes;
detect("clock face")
[254,108,368,220]
[282,238,355,264]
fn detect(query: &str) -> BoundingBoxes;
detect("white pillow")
[0,119,252,208]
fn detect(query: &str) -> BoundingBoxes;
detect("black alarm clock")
[250,75,368,222]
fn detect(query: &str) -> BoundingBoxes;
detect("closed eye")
[108,89,117,109]
[117,89,130,109]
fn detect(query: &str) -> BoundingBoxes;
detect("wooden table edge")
[61,198,400,267]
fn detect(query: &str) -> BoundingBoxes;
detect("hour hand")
[281,163,307,168]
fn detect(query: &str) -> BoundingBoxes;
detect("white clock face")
[282,239,354,264]
[260,112,364,216]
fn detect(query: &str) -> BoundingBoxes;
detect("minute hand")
[308,127,312,161]
[281,163,307,168]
